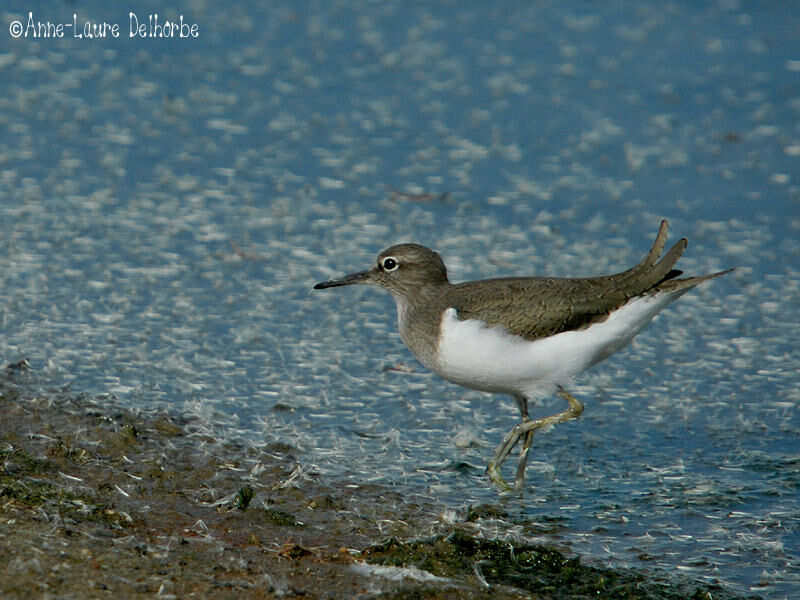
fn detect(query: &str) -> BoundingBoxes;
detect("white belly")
[433,291,686,399]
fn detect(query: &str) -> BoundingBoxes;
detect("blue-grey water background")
[1,1,798,597]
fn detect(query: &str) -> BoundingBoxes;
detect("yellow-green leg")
[487,386,584,491]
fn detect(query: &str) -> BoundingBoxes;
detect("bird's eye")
[382,257,398,271]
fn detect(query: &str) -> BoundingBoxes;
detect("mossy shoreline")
[0,368,760,599]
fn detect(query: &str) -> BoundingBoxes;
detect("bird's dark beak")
[313,269,370,289]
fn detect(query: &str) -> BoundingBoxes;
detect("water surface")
[1,1,798,597]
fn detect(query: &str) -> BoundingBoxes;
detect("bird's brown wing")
[446,220,730,341]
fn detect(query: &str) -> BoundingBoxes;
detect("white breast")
[433,290,687,399]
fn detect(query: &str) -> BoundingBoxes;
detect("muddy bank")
[0,367,759,599]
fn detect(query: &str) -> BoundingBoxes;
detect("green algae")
[234,484,256,509]
[364,531,759,600]
[0,379,762,600]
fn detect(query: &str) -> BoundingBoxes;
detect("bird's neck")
[391,282,451,371]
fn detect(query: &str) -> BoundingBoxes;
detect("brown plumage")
[446,220,732,341]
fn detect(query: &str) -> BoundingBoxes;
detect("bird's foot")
[486,461,514,492]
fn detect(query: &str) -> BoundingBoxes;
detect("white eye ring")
[382,257,399,271]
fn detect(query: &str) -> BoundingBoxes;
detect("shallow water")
[1,1,798,597]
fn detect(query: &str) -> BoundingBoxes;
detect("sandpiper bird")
[314,220,732,490]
